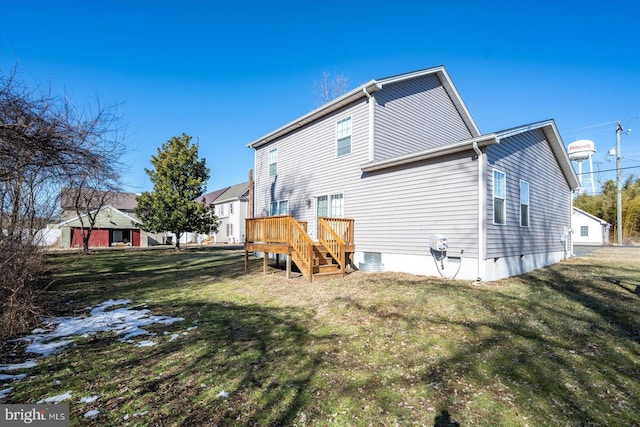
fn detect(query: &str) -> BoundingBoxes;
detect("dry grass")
[3,246,639,426]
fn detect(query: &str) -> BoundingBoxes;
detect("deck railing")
[318,217,354,272]
[246,215,353,282]
[246,215,306,244]
[246,216,313,280]
[319,217,354,243]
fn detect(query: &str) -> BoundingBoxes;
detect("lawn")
[2,246,639,426]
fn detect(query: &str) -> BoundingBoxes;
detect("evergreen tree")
[136,134,216,249]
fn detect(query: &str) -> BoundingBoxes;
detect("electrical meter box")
[430,234,447,252]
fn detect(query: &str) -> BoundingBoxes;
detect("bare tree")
[312,71,349,106]
[0,67,125,338]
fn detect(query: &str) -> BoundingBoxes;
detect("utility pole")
[616,122,623,245]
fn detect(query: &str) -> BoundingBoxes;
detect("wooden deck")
[244,216,355,282]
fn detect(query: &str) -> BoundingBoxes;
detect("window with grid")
[493,169,506,225]
[336,117,352,157]
[269,200,289,216]
[268,148,277,177]
[329,194,344,217]
[520,180,529,227]
[581,226,589,237]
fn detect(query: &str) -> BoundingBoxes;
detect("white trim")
[492,169,506,226]
[361,134,498,173]
[496,119,580,191]
[519,180,530,228]
[248,66,481,149]
[58,205,142,227]
[269,199,289,216]
[268,148,278,177]
[335,116,352,158]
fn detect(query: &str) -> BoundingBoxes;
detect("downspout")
[473,142,484,282]
[363,87,375,162]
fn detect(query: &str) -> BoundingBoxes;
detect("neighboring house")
[208,182,249,243]
[247,66,580,281]
[58,205,160,248]
[572,207,611,246]
[60,188,138,220]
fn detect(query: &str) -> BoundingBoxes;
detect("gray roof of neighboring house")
[200,187,229,205]
[58,205,142,227]
[214,182,249,204]
[60,188,139,211]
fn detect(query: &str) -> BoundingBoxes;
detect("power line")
[575,165,640,175]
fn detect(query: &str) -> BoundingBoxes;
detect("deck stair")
[245,215,354,282]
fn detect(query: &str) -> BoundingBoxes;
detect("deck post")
[244,249,248,272]
[263,251,268,274]
[286,254,291,279]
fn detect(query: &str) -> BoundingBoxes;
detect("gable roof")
[494,119,580,191]
[200,187,229,205]
[214,182,249,204]
[57,205,142,227]
[61,188,139,211]
[573,207,610,226]
[361,119,580,191]
[248,66,480,149]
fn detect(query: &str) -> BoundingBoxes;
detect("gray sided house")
[211,182,249,244]
[248,66,580,281]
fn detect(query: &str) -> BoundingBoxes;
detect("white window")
[520,180,529,227]
[317,193,344,219]
[269,148,277,177]
[229,202,234,215]
[493,169,506,225]
[329,194,344,217]
[269,200,289,216]
[317,195,328,218]
[581,226,589,237]
[219,204,224,216]
[336,117,352,157]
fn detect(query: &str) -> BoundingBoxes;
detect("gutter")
[361,134,498,173]
[363,86,375,162]
[472,142,485,282]
[248,81,380,149]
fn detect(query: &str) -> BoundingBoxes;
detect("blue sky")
[1,0,639,194]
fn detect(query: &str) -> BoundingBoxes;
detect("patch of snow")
[0,373,27,382]
[0,387,13,400]
[14,300,183,357]
[0,360,38,371]
[27,339,75,356]
[79,395,100,403]
[38,390,72,403]
[53,379,61,385]
[1,300,183,403]
[216,390,229,399]
[187,326,198,331]
[170,334,180,341]
[84,409,100,419]
[134,410,149,417]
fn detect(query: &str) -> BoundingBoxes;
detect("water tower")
[568,139,596,194]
